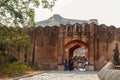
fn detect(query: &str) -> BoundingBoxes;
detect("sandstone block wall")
[25,23,120,70]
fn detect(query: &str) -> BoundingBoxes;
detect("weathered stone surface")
[98,62,120,80]
[23,22,120,70]
[96,56,108,70]
[36,14,98,27]
[18,71,99,80]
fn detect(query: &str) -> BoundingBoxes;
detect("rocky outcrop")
[98,61,120,80]
[36,14,98,27]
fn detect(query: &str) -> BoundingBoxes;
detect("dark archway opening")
[64,40,89,61]
[69,45,80,59]
[64,40,89,70]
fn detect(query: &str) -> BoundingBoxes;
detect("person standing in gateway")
[69,57,74,71]
[82,58,88,70]
[64,59,68,71]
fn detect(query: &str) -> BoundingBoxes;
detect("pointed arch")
[64,40,89,60]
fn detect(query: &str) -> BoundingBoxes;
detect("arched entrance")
[64,40,89,61]
[73,47,85,57]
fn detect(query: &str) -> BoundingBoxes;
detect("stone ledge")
[58,64,64,71]
[86,65,94,71]
[98,61,120,80]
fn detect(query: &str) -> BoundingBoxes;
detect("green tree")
[0,0,56,27]
[0,25,31,62]
[0,0,57,76]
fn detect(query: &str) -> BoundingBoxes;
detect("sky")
[34,0,120,27]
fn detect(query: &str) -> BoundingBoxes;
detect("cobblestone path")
[17,71,99,80]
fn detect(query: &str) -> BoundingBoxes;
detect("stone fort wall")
[24,23,120,70]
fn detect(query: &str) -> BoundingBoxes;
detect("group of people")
[63,56,89,71]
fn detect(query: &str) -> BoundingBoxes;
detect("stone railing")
[98,61,120,80]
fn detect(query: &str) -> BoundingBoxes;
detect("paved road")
[17,70,99,80]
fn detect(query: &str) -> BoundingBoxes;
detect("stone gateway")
[20,15,120,70]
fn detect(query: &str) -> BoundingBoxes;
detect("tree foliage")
[0,24,31,62]
[0,24,33,77]
[0,0,56,27]
[0,0,57,77]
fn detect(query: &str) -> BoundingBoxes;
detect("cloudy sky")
[34,0,120,27]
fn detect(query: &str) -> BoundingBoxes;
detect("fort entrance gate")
[23,22,120,70]
[64,40,89,62]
